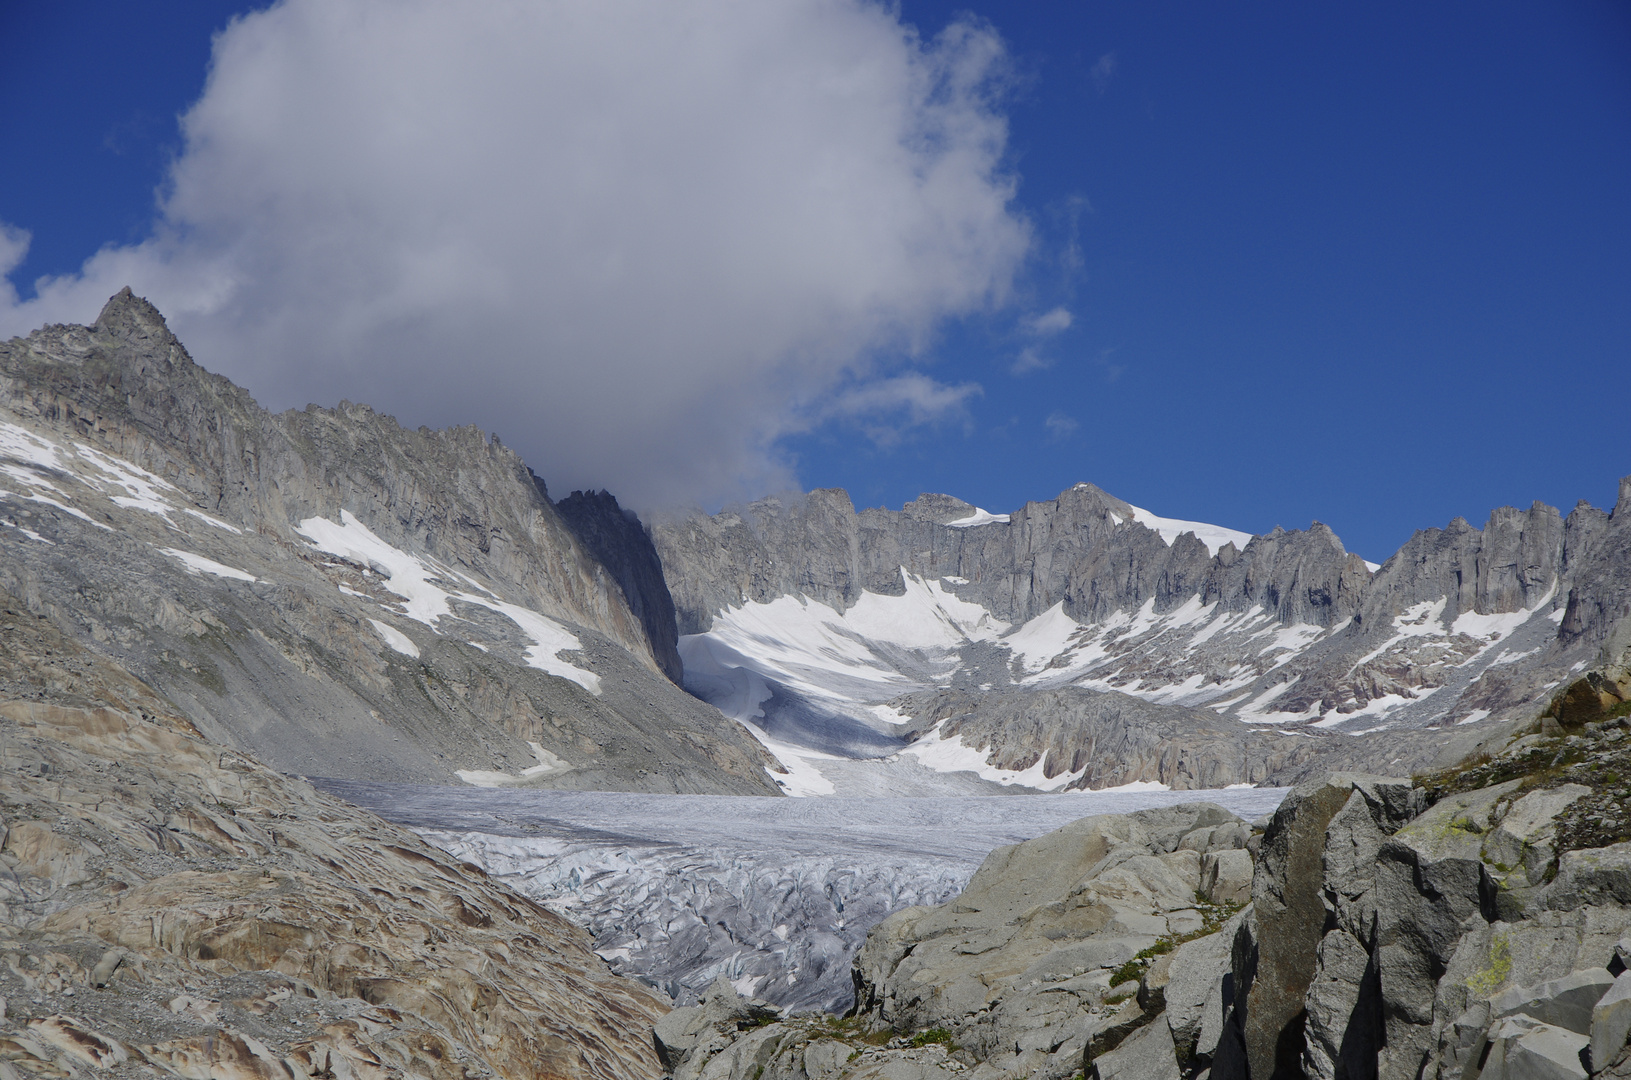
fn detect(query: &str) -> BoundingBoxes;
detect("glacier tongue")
[315,781,1289,1013]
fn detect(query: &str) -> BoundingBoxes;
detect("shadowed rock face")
[554,488,684,685]
[0,589,669,1080]
[0,291,778,793]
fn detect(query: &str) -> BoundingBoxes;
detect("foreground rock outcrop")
[0,588,670,1079]
[665,639,1631,1079]
[659,801,1257,1079]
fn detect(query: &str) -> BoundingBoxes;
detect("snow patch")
[456,742,574,787]
[901,721,1084,791]
[1,518,53,544]
[1237,681,1309,725]
[1123,503,1254,557]
[690,569,1005,710]
[296,511,599,694]
[1450,587,1552,643]
[369,618,421,658]
[944,508,1010,527]
[160,548,257,582]
[0,421,69,472]
[1,419,241,533]
[1003,602,1085,674]
[0,487,110,529]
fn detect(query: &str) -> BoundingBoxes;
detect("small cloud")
[102,111,160,157]
[1044,411,1078,441]
[1090,52,1117,94]
[1092,346,1124,383]
[825,372,983,447]
[1023,306,1072,336]
[0,224,29,307]
[1010,346,1049,376]
[1011,305,1073,374]
[1053,193,1091,275]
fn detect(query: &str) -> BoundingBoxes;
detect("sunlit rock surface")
[0,589,669,1080]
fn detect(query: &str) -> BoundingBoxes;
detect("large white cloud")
[0,0,1030,508]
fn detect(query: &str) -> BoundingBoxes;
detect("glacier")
[315,780,1288,1012]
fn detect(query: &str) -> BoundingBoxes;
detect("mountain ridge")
[1,289,778,793]
[651,472,1630,791]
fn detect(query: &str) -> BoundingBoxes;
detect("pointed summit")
[95,287,177,348]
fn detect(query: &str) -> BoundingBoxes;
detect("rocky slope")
[661,639,1631,1079]
[886,686,1503,792]
[653,478,1630,792]
[0,291,777,793]
[0,586,670,1080]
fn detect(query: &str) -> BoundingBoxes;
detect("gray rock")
[1245,774,1403,1080]
[1437,1000,1493,1080]
[801,1039,851,1080]
[1089,1018,1180,1080]
[1545,842,1631,911]
[1199,849,1252,905]
[698,975,781,1028]
[1165,910,1247,1063]
[1489,967,1615,1035]
[1593,971,1631,1074]
[1301,927,1373,1080]
[846,805,1254,1075]
[1483,784,1592,887]
[1479,1014,1590,1080]
[1373,780,1523,1077]
[654,1005,708,1070]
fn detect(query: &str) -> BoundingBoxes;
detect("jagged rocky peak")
[95,284,181,351]
[659,473,1631,776]
[1365,499,1564,626]
[0,291,778,794]
[900,491,977,523]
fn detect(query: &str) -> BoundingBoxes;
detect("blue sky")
[2,1,1627,562]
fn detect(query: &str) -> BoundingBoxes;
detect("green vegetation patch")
[909,1028,959,1051]
[1417,701,1631,855]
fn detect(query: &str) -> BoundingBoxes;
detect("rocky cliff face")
[652,475,1631,792]
[0,587,670,1080]
[0,291,777,793]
